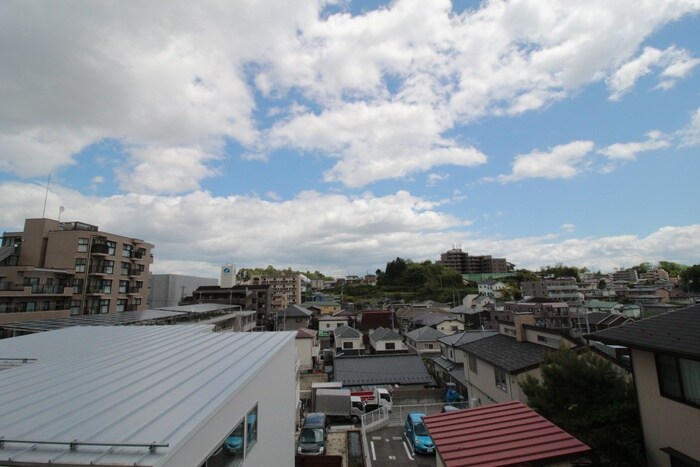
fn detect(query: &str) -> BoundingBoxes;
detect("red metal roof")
[423,401,590,467]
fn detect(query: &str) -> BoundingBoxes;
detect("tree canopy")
[520,348,644,466]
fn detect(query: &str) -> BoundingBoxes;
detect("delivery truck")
[313,388,365,423]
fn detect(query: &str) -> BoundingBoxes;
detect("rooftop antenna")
[41,174,51,217]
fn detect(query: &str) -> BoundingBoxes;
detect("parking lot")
[366,425,436,467]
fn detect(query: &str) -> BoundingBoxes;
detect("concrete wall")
[166,334,297,467]
[631,348,700,467]
[149,274,218,308]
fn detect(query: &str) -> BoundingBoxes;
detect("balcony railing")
[90,243,110,255]
[30,284,67,294]
[128,269,142,277]
[89,265,114,275]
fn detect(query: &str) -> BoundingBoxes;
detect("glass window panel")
[658,354,682,399]
[679,358,700,405]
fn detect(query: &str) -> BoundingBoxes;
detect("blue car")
[404,412,434,454]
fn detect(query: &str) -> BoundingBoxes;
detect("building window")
[70,300,81,315]
[119,280,129,293]
[343,341,354,349]
[122,244,133,257]
[657,354,700,407]
[385,342,396,350]
[101,280,112,294]
[116,299,127,312]
[72,279,83,294]
[99,299,109,314]
[106,241,116,256]
[495,369,507,391]
[25,301,36,312]
[469,354,478,374]
[121,262,130,275]
[75,258,86,273]
[77,238,89,252]
[102,260,114,274]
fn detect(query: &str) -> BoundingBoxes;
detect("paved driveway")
[366,425,436,467]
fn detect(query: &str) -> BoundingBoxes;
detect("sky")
[1,0,699,279]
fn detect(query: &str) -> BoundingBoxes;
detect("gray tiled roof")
[275,304,312,318]
[333,324,362,339]
[459,334,545,373]
[333,354,436,386]
[440,330,499,347]
[370,326,401,341]
[588,305,700,358]
[405,326,446,342]
[413,312,455,326]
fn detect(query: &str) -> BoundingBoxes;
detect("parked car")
[404,412,434,454]
[297,412,327,455]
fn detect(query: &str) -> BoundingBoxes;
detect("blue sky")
[0,0,699,279]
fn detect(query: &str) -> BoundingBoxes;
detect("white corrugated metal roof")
[0,326,295,466]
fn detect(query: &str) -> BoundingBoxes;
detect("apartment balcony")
[127,286,142,295]
[88,265,113,276]
[0,283,73,297]
[124,304,139,312]
[128,269,142,277]
[90,243,110,255]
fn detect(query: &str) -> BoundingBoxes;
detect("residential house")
[296,327,320,371]
[300,300,341,316]
[571,311,631,334]
[0,326,297,467]
[369,327,406,354]
[615,285,672,304]
[424,401,591,467]
[458,313,579,405]
[413,311,464,334]
[404,326,446,355]
[275,304,312,331]
[477,280,506,298]
[358,310,395,333]
[430,330,499,399]
[588,306,700,467]
[333,324,364,355]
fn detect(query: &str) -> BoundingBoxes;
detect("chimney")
[513,312,535,342]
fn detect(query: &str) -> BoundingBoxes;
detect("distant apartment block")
[183,284,272,328]
[438,248,509,274]
[521,277,582,305]
[149,274,218,308]
[612,268,639,284]
[0,218,153,323]
[250,273,302,312]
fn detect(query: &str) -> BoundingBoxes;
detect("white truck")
[350,387,392,412]
[312,388,365,423]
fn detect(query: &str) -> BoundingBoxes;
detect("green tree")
[657,261,687,278]
[540,263,581,281]
[680,264,700,293]
[520,348,644,466]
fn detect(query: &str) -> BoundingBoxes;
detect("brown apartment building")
[0,218,153,324]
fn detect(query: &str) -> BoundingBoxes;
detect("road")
[366,426,437,467]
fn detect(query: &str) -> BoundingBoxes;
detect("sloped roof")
[423,401,590,467]
[296,327,317,339]
[276,304,312,318]
[459,334,545,373]
[440,330,499,347]
[369,326,401,341]
[413,311,459,326]
[0,326,295,466]
[405,325,447,342]
[588,305,700,358]
[333,324,362,339]
[333,354,435,386]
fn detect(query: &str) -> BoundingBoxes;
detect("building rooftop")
[275,304,312,318]
[423,401,590,467]
[0,326,295,466]
[405,325,447,342]
[369,326,401,341]
[333,324,362,339]
[439,330,499,347]
[333,354,435,386]
[588,305,700,358]
[459,334,545,373]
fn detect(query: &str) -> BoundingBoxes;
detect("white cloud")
[116,146,221,194]
[561,224,576,233]
[427,173,449,187]
[678,107,700,147]
[494,140,595,183]
[2,0,697,189]
[608,46,700,100]
[3,181,698,278]
[599,130,671,161]
[267,101,487,187]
